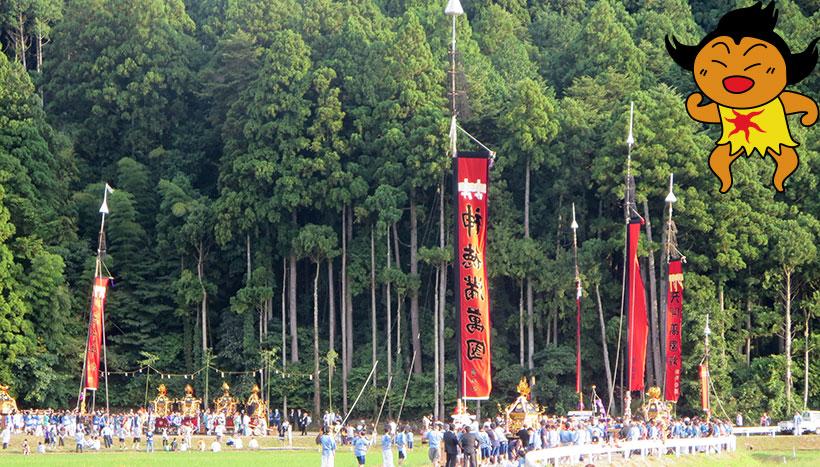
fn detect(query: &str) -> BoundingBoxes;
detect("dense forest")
[0,0,818,423]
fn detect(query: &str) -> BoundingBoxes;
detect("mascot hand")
[800,105,818,127]
[686,93,704,112]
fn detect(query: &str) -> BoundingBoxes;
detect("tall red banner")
[664,260,684,401]
[84,277,109,390]
[455,153,491,400]
[626,220,648,391]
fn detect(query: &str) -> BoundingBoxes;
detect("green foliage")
[0,0,815,423]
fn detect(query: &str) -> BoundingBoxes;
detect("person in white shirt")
[211,440,221,452]
[215,423,224,441]
[248,436,259,450]
[180,441,189,452]
[2,426,11,449]
[243,413,251,437]
[234,436,244,449]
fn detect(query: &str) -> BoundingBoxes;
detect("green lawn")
[0,434,816,466]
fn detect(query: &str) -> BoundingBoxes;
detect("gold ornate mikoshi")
[152,384,172,417]
[642,386,671,423]
[214,382,237,414]
[503,377,542,434]
[178,384,201,417]
[245,384,266,418]
[0,384,17,415]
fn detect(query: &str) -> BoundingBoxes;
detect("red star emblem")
[727,109,765,142]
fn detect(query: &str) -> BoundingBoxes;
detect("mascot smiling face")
[666,2,818,193]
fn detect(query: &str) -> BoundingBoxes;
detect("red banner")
[84,277,109,390]
[699,364,709,412]
[455,153,491,400]
[627,220,648,391]
[664,260,684,401]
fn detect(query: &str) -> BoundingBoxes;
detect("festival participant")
[234,435,244,449]
[36,440,45,454]
[793,412,803,436]
[760,412,770,427]
[460,425,479,467]
[211,438,221,452]
[248,436,259,450]
[74,426,84,453]
[2,425,10,449]
[320,426,337,467]
[478,424,491,463]
[442,423,460,467]
[21,438,30,455]
[406,427,414,450]
[271,409,281,434]
[146,429,155,453]
[381,424,395,467]
[353,430,371,466]
[395,426,407,466]
[424,422,443,467]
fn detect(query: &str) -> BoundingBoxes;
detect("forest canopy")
[0,0,818,422]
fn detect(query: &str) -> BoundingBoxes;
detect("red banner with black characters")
[84,277,109,390]
[455,152,491,400]
[627,219,648,392]
[664,260,684,401]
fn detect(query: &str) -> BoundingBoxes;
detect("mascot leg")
[769,146,799,192]
[708,144,741,193]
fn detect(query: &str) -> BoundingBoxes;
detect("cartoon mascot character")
[666,2,818,192]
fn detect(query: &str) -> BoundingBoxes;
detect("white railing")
[733,426,779,436]
[525,435,736,466]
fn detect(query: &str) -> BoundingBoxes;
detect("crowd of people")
[0,406,320,455]
[312,412,743,467]
[0,405,803,464]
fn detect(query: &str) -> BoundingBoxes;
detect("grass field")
[0,433,817,466]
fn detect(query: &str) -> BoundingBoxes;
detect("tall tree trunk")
[433,270,440,419]
[784,268,792,413]
[519,281,525,368]
[371,226,378,387]
[409,193,422,374]
[281,259,288,419]
[289,253,299,362]
[527,280,534,370]
[641,262,654,387]
[597,284,614,413]
[346,206,353,371]
[746,297,752,366]
[17,13,28,69]
[386,228,393,381]
[643,200,662,385]
[281,258,287,367]
[198,242,207,362]
[803,310,809,410]
[553,195,563,347]
[313,262,321,419]
[524,156,534,370]
[328,257,336,364]
[392,223,403,372]
[246,234,252,284]
[36,33,43,73]
[341,208,348,413]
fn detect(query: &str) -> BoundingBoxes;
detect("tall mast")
[77,184,113,415]
[613,102,636,417]
[571,203,582,409]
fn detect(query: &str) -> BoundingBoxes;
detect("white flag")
[99,183,114,214]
